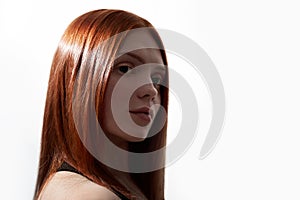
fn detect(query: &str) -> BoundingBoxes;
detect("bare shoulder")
[38,171,121,200]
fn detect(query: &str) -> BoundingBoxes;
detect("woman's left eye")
[151,76,162,85]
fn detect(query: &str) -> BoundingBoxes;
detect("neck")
[102,135,147,199]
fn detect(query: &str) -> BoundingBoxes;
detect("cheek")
[151,92,161,106]
[157,93,162,104]
[103,78,131,122]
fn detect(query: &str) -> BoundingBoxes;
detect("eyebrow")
[126,52,166,72]
[126,52,145,63]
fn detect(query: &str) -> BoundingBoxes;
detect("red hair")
[34,9,168,200]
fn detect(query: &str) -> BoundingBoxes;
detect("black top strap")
[57,162,83,175]
[57,162,130,200]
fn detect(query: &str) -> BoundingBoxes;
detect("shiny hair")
[34,9,168,200]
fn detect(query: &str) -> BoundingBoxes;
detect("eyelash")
[115,63,133,74]
[114,63,164,89]
[151,75,162,86]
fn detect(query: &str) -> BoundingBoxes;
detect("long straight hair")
[34,9,168,200]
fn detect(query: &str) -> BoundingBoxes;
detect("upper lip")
[130,107,153,117]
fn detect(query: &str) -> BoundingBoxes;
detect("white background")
[1,0,300,199]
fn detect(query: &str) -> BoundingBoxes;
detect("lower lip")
[130,112,151,123]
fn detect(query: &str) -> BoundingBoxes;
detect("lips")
[129,107,153,123]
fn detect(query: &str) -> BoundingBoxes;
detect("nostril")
[137,83,158,98]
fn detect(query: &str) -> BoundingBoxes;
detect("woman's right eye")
[117,65,132,74]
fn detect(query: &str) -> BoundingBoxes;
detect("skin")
[102,31,166,146]
[38,171,121,200]
[38,31,165,200]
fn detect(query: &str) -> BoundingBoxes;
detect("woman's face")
[102,31,166,142]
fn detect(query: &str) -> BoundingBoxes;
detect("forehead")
[115,49,164,66]
[117,29,163,59]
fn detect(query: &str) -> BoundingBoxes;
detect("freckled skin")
[102,32,165,142]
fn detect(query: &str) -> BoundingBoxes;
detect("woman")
[34,9,169,200]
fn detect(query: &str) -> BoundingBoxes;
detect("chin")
[124,133,148,142]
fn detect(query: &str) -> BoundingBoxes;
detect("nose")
[136,82,159,101]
